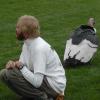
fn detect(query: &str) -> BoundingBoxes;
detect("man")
[0,15,66,100]
[63,18,99,68]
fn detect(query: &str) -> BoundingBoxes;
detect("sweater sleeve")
[20,66,44,88]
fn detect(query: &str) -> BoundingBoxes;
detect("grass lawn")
[0,0,100,100]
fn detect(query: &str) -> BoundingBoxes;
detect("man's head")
[16,15,40,41]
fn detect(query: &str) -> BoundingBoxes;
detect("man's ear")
[21,26,29,39]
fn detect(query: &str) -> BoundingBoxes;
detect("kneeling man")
[0,15,66,100]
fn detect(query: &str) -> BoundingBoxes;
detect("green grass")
[0,0,100,100]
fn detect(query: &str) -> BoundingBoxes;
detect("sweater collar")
[24,37,40,46]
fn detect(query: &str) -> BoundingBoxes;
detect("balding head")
[16,15,40,40]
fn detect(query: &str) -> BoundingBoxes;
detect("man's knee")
[0,68,22,85]
[0,68,19,81]
[0,69,7,81]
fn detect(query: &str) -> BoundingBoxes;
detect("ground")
[0,0,100,100]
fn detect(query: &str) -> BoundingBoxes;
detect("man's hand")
[6,60,23,70]
[6,60,16,69]
[15,61,23,69]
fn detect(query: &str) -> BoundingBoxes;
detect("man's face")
[16,25,28,41]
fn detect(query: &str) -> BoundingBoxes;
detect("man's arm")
[20,66,44,88]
